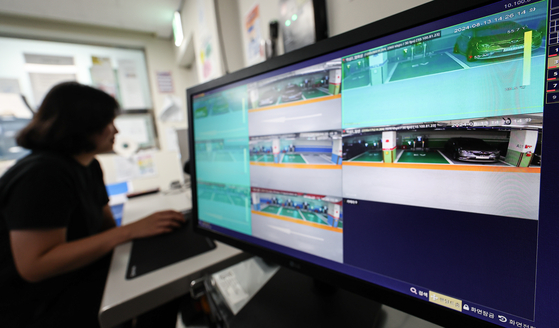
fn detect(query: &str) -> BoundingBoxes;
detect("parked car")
[453,21,543,61]
[444,137,500,162]
[280,83,303,102]
[258,88,279,107]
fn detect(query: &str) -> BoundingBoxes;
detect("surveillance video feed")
[340,1,545,322]
[250,187,343,262]
[248,59,342,136]
[193,1,549,323]
[249,130,343,196]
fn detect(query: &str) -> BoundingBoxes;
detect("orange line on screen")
[248,94,341,113]
[250,162,342,169]
[342,162,540,173]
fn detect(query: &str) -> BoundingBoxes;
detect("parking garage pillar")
[504,130,538,167]
[273,139,281,163]
[327,203,341,227]
[328,69,341,95]
[369,52,388,85]
[252,193,261,211]
[382,131,397,163]
[331,139,343,164]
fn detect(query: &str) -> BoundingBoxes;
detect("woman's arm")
[9,210,185,283]
[100,204,117,231]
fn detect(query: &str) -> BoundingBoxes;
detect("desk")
[99,190,249,328]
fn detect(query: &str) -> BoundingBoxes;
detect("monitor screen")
[187,1,558,327]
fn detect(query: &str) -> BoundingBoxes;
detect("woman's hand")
[124,210,185,239]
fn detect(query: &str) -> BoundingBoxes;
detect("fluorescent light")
[173,11,184,47]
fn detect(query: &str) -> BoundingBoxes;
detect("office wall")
[0,13,198,153]
[216,0,245,73]
[179,0,225,83]
[235,0,431,67]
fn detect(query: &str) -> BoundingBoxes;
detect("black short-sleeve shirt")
[0,151,109,313]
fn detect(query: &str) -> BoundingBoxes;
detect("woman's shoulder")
[8,152,75,176]
[0,152,76,195]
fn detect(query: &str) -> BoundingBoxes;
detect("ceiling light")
[173,11,184,47]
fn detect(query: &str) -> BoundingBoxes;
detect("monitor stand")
[228,266,382,328]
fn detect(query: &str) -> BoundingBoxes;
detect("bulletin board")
[0,36,152,111]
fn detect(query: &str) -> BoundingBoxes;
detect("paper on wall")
[0,79,21,94]
[165,127,180,153]
[159,95,184,122]
[0,93,33,118]
[117,59,146,109]
[28,73,76,108]
[156,71,174,93]
[90,56,117,98]
[114,152,157,182]
[114,117,149,145]
[245,4,265,66]
[24,54,77,108]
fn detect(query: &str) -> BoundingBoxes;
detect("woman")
[0,82,184,327]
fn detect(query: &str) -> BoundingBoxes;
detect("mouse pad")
[126,213,216,279]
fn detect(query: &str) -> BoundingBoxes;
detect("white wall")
[235,0,431,67]
[216,0,245,73]
[0,14,199,154]
[326,0,431,36]
[179,0,225,83]
[0,14,197,187]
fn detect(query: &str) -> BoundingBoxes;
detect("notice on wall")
[245,4,265,66]
[117,59,146,109]
[0,93,33,118]
[114,116,150,145]
[25,54,77,107]
[0,78,21,94]
[165,127,180,153]
[159,95,184,123]
[114,152,157,182]
[156,71,174,93]
[90,56,117,98]
[28,72,77,107]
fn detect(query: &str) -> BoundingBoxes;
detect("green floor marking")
[230,196,246,207]
[213,193,232,204]
[279,207,302,219]
[211,104,229,115]
[343,71,371,90]
[302,212,328,225]
[396,151,449,164]
[390,53,464,82]
[350,151,383,162]
[198,191,213,200]
[261,205,281,214]
[257,154,275,162]
[196,153,212,161]
[302,89,329,99]
[281,154,306,163]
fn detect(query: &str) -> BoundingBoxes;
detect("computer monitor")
[187,1,558,327]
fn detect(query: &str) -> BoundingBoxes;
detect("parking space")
[389,53,465,82]
[303,89,330,99]
[301,211,329,225]
[281,154,307,163]
[396,150,450,164]
[349,150,383,162]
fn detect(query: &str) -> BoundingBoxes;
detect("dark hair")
[17,82,120,155]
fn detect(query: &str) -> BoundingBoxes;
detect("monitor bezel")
[186,1,515,327]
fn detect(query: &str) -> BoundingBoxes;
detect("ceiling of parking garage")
[0,0,182,38]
